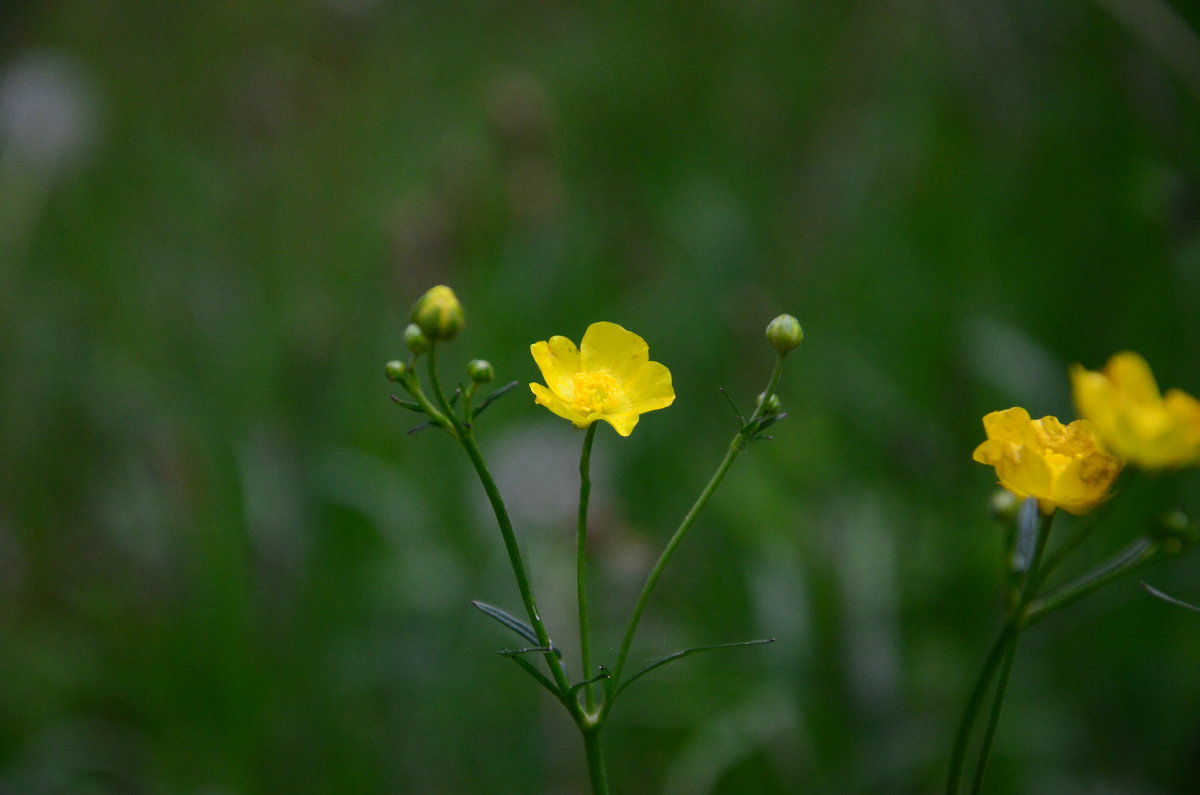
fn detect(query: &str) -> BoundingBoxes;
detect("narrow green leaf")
[389,395,426,412]
[508,655,569,707]
[471,600,540,646]
[718,388,745,427]
[616,638,775,698]
[473,380,520,418]
[1142,582,1200,614]
[499,646,554,656]
[568,671,611,700]
[407,421,438,435]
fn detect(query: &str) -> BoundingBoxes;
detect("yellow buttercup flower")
[972,407,1122,515]
[1070,352,1200,469]
[529,321,674,436]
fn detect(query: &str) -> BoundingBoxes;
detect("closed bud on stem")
[1152,509,1198,557]
[467,359,494,384]
[405,323,431,355]
[412,285,465,341]
[385,360,408,382]
[766,314,803,354]
[757,392,781,415]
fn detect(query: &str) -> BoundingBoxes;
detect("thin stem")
[577,422,599,713]
[969,634,1020,795]
[582,727,610,795]
[428,347,574,699]
[945,624,1016,795]
[606,354,786,708]
[968,511,1054,794]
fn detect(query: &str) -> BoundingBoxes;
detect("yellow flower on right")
[1070,352,1200,469]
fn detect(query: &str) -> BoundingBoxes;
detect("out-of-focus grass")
[3,1,1200,792]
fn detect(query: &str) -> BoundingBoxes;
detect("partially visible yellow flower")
[529,321,674,436]
[1070,352,1200,469]
[972,407,1123,515]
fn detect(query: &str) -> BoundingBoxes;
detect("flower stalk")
[576,422,599,713]
[427,344,573,697]
[606,352,786,700]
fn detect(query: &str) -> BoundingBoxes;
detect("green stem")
[945,624,1016,795]
[582,726,610,795]
[606,354,786,708]
[577,423,599,713]
[968,510,1054,794]
[969,633,1020,795]
[428,347,574,699]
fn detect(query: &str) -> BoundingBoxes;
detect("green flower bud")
[385,360,408,382]
[411,285,465,341]
[1152,509,1198,557]
[405,323,431,355]
[467,359,494,384]
[766,314,804,354]
[757,392,781,415]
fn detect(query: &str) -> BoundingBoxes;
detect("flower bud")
[385,360,408,382]
[766,314,803,354]
[1152,509,1198,557]
[411,285,464,341]
[405,323,431,355]
[467,359,494,384]
[757,392,781,415]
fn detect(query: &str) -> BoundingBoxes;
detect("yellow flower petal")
[531,336,582,398]
[579,321,650,380]
[530,382,589,425]
[1104,351,1162,404]
[600,411,640,437]
[625,361,675,414]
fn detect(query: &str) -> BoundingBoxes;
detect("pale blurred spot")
[963,315,1065,413]
[485,70,552,155]
[0,48,99,175]
[505,153,564,226]
[483,422,612,533]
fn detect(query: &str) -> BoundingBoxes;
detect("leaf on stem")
[719,388,746,427]
[407,421,439,435]
[471,600,562,658]
[471,600,540,645]
[1141,582,1200,614]
[615,638,775,698]
[389,395,425,412]
[568,671,612,700]
[473,380,520,418]
[747,413,787,441]
[508,655,570,706]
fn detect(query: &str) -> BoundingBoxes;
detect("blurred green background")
[4,1,1200,792]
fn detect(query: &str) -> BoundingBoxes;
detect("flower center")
[571,371,623,414]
